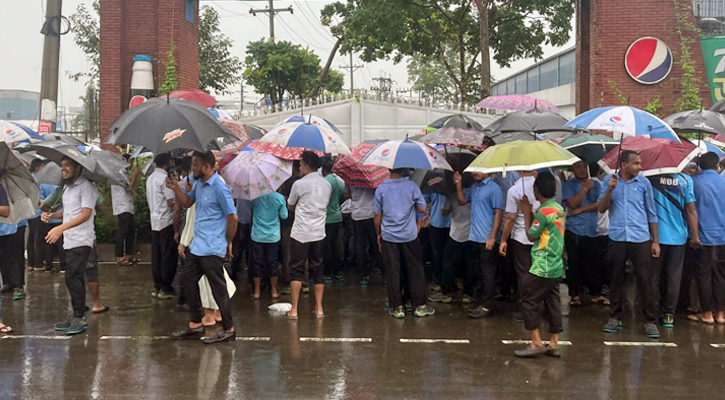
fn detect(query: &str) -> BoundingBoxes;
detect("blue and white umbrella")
[565,106,680,142]
[260,122,351,155]
[274,114,341,133]
[207,107,235,121]
[0,120,44,143]
[693,139,724,158]
[361,139,452,171]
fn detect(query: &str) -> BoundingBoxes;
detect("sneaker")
[65,318,88,335]
[360,276,369,287]
[157,290,174,300]
[644,323,660,339]
[150,290,159,298]
[403,301,414,312]
[429,284,442,293]
[171,326,204,340]
[389,306,405,319]
[461,294,473,304]
[334,272,344,282]
[383,302,392,312]
[279,287,291,295]
[603,318,622,333]
[428,292,453,303]
[514,346,547,358]
[324,276,334,283]
[512,311,524,323]
[12,288,27,300]
[660,314,674,329]
[467,305,493,319]
[55,318,72,331]
[414,305,436,317]
[302,286,310,294]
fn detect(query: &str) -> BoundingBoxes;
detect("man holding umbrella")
[146,153,178,299]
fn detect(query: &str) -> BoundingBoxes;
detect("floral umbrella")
[332,140,390,188]
[248,141,323,160]
[220,151,293,200]
[419,127,488,152]
[476,95,560,113]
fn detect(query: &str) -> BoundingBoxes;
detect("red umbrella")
[598,136,699,177]
[168,89,217,108]
[332,140,390,188]
[706,134,725,148]
[248,141,322,161]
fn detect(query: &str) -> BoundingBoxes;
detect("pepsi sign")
[625,37,673,85]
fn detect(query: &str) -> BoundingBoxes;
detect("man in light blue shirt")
[692,152,725,324]
[250,192,288,300]
[168,151,238,344]
[423,192,450,290]
[598,150,661,339]
[374,168,433,318]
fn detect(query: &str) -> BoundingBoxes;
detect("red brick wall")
[576,0,711,115]
[100,0,199,142]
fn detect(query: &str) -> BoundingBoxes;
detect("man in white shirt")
[286,151,332,319]
[112,154,141,265]
[145,153,178,299]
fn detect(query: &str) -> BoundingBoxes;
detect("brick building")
[99,0,200,142]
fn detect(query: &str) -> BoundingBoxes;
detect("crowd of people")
[1,146,725,357]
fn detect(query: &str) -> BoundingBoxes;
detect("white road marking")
[300,337,372,342]
[100,335,271,341]
[1,335,72,340]
[399,338,470,344]
[604,341,677,347]
[501,340,572,346]
[710,343,725,348]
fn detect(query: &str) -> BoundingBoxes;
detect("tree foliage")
[158,43,179,95]
[199,6,242,94]
[68,0,100,85]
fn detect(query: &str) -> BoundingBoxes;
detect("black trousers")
[27,217,47,268]
[654,244,686,315]
[250,240,280,279]
[1,229,25,289]
[180,251,234,330]
[231,222,251,277]
[150,225,177,292]
[510,239,533,295]
[342,213,354,261]
[354,218,381,277]
[64,246,92,318]
[429,226,450,284]
[519,272,563,333]
[381,239,427,309]
[289,238,325,285]
[441,239,476,295]
[565,231,605,298]
[694,245,725,313]
[477,243,499,309]
[678,244,699,312]
[324,222,343,276]
[608,240,657,323]
[43,223,64,270]
[115,212,135,258]
[497,240,516,297]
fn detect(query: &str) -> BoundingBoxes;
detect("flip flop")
[313,310,325,319]
[92,304,110,314]
[688,314,715,324]
[0,324,14,334]
[202,322,217,327]
[118,259,133,266]
[285,312,298,320]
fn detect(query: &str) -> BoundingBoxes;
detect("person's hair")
[619,150,639,165]
[154,153,172,168]
[121,153,131,161]
[390,168,408,175]
[178,156,192,173]
[61,156,79,168]
[534,172,556,199]
[320,154,335,173]
[699,152,719,170]
[30,158,46,172]
[192,151,216,169]
[301,150,321,170]
[292,160,301,174]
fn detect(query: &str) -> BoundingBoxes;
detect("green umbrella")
[558,133,619,163]
[464,140,580,175]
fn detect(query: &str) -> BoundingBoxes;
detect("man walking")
[146,153,178,299]
[599,150,661,338]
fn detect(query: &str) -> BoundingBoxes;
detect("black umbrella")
[0,142,41,224]
[663,109,725,136]
[86,148,130,187]
[411,148,477,195]
[247,124,266,140]
[42,133,87,146]
[711,98,725,114]
[106,97,241,154]
[29,141,97,174]
[427,114,485,131]
[484,108,573,144]
[26,140,128,185]
[35,162,62,185]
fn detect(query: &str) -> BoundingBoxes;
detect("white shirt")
[505,176,540,245]
[111,184,134,215]
[62,176,98,250]
[289,173,332,243]
[146,168,175,231]
[346,186,375,221]
[595,178,609,236]
[444,196,471,243]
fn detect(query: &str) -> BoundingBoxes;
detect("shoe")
[371,267,382,276]
[428,292,453,303]
[545,346,562,358]
[55,318,72,331]
[403,301,414,312]
[12,288,27,300]
[603,318,622,333]
[383,302,392,312]
[150,290,159,298]
[414,305,436,317]
[601,285,610,296]
[334,273,344,282]
[462,294,473,304]
[429,284,442,293]
[302,286,310,294]
[644,323,660,339]
[324,275,334,283]
[660,314,674,329]
[171,326,204,340]
[514,346,548,358]
[65,318,88,335]
[467,305,493,319]
[512,312,524,323]
[280,287,291,295]
[360,276,370,287]
[157,290,174,300]
[389,306,405,319]
[203,329,236,344]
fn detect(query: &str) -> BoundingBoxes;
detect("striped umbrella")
[260,121,351,155]
[333,140,390,188]
[565,106,680,142]
[249,141,323,161]
[273,114,341,133]
[361,139,452,171]
[0,120,44,144]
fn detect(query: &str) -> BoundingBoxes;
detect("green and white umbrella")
[557,133,619,163]
[464,140,579,175]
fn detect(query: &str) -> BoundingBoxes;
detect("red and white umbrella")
[598,136,699,177]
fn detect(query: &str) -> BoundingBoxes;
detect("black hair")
[30,158,46,172]
[320,154,335,173]
[154,153,172,168]
[534,172,556,199]
[301,150,321,170]
[619,150,639,165]
[700,152,719,170]
[588,162,600,177]
[178,156,192,173]
[121,153,131,161]
[391,168,408,175]
[192,151,216,169]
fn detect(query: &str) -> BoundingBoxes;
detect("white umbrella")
[0,142,40,224]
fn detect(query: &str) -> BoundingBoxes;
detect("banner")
[700,36,725,104]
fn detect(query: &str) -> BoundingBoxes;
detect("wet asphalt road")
[1,256,725,399]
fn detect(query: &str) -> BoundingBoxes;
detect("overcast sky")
[0,0,574,110]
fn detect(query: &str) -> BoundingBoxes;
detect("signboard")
[700,36,725,104]
[129,95,147,108]
[624,37,673,84]
[38,120,51,134]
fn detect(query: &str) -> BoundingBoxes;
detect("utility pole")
[339,52,363,95]
[39,0,64,133]
[249,0,293,42]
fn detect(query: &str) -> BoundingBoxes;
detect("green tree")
[158,43,179,95]
[199,6,242,94]
[68,0,100,85]
[321,69,345,94]
[408,48,481,103]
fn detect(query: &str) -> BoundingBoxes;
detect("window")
[527,67,540,93]
[515,74,527,94]
[539,60,558,90]
[506,78,515,95]
[186,0,195,23]
[558,51,576,86]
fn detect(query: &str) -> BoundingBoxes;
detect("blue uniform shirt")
[251,192,288,243]
[562,178,601,238]
[424,192,451,229]
[693,170,725,246]
[0,184,17,237]
[649,174,695,246]
[373,177,426,243]
[187,173,237,258]
[599,174,658,243]
[466,178,504,244]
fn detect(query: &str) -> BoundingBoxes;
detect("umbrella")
[274,115,342,133]
[332,140,390,188]
[260,121,351,155]
[208,107,235,121]
[168,89,217,108]
[426,114,485,132]
[465,140,579,174]
[711,98,725,114]
[690,138,725,158]
[419,127,488,152]
[483,108,572,144]
[0,142,41,224]
[34,162,62,185]
[18,151,46,166]
[218,152,238,172]
[28,141,98,179]
[565,106,680,142]
[0,120,45,143]
[558,133,619,163]
[42,132,86,146]
[248,141,323,160]
[705,134,725,148]
[476,95,561,113]
[220,151,293,200]
[598,137,699,177]
[106,98,240,154]
[86,148,130,186]
[411,148,477,194]
[360,139,452,171]
[663,109,725,136]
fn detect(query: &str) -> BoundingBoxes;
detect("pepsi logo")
[429,151,436,159]
[625,37,673,85]
[381,149,390,156]
[327,136,336,143]
[610,116,622,123]
[277,128,287,134]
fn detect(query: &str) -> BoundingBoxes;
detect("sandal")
[118,259,133,266]
[285,312,298,320]
[0,324,13,334]
[688,314,715,324]
[591,297,611,306]
[92,304,110,314]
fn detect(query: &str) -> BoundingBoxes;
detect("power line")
[288,12,333,48]
[297,0,336,44]
[248,0,293,42]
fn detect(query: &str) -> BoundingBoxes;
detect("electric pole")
[39,0,65,133]
[249,0,293,42]
[339,53,363,95]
